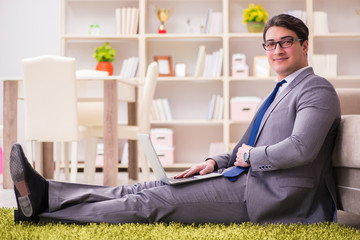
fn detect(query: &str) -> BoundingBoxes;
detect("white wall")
[0,0,60,143]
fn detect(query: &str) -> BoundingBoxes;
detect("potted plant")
[92,42,116,75]
[243,3,268,33]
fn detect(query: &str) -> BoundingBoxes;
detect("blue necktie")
[223,80,287,181]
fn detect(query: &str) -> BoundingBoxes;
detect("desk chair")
[78,62,159,181]
[22,55,97,183]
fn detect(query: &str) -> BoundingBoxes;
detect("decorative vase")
[96,61,113,75]
[246,22,265,33]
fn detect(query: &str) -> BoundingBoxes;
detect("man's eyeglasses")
[262,38,303,51]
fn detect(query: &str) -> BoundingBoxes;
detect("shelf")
[158,76,223,82]
[61,0,360,166]
[229,76,275,82]
[228,33,263,38]
[145,33,223,40]
[61,35,140,41]
[313,33,360,39]
[151,120,224,125]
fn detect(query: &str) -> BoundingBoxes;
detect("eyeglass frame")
[262,38,303,51]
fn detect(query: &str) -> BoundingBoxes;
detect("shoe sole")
[10,144,33,217]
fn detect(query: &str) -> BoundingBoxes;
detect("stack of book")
[285,10,307,24]
[313,11,329,34]
[115,8,139,35]
[151,98,173,121]
[194,45,223,78]
[206,95,224,120]
[203,9,223,34]
[312,54,337,77]
[119,57,139,79]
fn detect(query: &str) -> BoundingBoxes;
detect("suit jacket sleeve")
[250,76,340,172]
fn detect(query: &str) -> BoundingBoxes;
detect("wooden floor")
[1,172,360,229]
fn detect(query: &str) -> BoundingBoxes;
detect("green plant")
[243,3,268,23]
[92,42,116,62]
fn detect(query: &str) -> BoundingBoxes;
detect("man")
[10,14,340,224]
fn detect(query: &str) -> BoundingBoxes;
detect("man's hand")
[235,144,253,167]
[174,159,216,179]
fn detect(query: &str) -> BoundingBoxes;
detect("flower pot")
[96,61,113,75]
[246,22,265,33]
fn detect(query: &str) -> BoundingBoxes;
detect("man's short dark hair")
[263,14,309,43]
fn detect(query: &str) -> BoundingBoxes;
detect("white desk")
[2,76,139,188]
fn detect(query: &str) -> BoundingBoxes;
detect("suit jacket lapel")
[254,67,315,146]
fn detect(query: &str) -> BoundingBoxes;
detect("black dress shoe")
[10,144,49,222]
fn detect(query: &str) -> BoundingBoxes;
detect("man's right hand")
[174,159,216,179]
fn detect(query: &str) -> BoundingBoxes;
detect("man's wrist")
[205,158,218,170]
[243,148,253,164]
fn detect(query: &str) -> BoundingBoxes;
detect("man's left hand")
[235,144,253,167]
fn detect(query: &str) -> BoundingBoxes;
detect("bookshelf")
[60,0,360,168]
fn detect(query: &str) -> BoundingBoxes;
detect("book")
[194,45,206,77]
[203,9,223,34]
[116,8,139,35]
[206,95,223,120]
[314,11,329,34]
[115,8,121,35]
[312,54,337,77]
[203,8,213,33]
[202,48,224,77]
[152,98,173,121]
[162,98,173,120]
[119,57,139,79]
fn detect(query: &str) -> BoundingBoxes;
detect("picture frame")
[153,56,173,76]
[175,63,186,77]
[253,56,270,77]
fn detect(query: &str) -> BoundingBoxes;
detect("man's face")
[264,26,308,80]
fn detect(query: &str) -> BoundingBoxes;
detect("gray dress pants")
[39,173,250,224]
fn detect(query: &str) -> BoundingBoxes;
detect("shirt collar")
[275,66,311,95]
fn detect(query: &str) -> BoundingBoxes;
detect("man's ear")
[302,40,309,54]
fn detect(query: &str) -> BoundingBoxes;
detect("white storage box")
[155,146,175,165]
[150,128,174,147]
[232,53,246,66]
[230,97,261,121]
[232,65,249,77]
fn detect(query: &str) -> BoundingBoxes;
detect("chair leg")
[70,141,78,183]
[138,142,151,181]
[84,137,97,184]
[62,142,70,181]
[54,142,61,181]
[27,140,43,175]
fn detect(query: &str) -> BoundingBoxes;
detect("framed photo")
[175,63,186,77]
[253,56,270,77]
[153,56,173,76]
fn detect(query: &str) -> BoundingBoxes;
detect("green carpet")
[1,208,359,240]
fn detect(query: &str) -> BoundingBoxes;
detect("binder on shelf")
[194,45,206,77]
[119,57,139,79]
[203,8,223,34]
[203,48,224,78]
[313,11,329,34]
[206,94,224,120]
[115,7,139,35]
[151,98,173,121]
[312,54,337,77]
[285,10,307,24]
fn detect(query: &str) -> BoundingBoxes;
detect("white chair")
[22,55,97,183]
[78,62,159,181]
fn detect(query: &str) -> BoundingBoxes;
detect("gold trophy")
[155,7,172,34]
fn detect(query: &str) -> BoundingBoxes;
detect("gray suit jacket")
[212,67,340,223]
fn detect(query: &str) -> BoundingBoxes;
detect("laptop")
[137,133,223,185]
